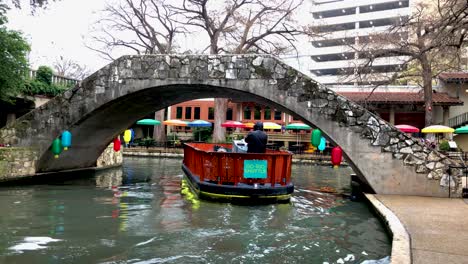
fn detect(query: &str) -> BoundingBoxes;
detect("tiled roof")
[439,72,468,82]
[338,92,463,106]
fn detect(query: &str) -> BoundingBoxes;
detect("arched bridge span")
[0,55,463,196]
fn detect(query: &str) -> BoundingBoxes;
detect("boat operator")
[245,122,268,153]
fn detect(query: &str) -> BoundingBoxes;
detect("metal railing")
[448,112,468,128]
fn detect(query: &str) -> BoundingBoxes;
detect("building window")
[254,106,261,120]
[176,107,183,119]
[264,106,271,120]
[243,106,251,120]
[208,107,215,120]
[194,107,200,119]
[185,107,192,119]
[226,108,233,120]
[274,110,282,120]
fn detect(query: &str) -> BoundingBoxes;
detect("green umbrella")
[285,123,312,130]
[285,123,312,145]
[455,126,468,134]
[136,119,161,126]
[136,119,161,137]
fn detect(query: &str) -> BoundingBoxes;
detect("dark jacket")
[245,130,268,153]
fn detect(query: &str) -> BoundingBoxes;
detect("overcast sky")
[7,0,110,71]
[7,0,313,75]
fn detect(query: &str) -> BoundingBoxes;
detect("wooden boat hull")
[182,164,294,203]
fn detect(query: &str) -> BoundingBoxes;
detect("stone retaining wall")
[0,147,38,181]
[96,143,123,168]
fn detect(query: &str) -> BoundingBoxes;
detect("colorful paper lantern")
[113,138,121,152]
[52,138,62,158]
[61,130,72,150]
[123,129,132,144]
[311,129,322,147]
[318,137,326,152]
[331,146,343,168]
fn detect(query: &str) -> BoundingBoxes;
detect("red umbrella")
[395,124,420,133]
[221,121,246,128]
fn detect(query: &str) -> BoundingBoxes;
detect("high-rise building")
[309,0,411,85]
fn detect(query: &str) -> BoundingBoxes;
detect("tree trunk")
[153,109,166,142]
[212,98,227,143]
[421,55,433,127]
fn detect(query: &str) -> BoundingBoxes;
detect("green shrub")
[22,79,68,97]
[439,140,450,151]
[36,66,54,85]
[193,127,212,142]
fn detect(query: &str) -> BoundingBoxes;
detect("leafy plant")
[193,127,212,142]
[0,17,30,102]
[439,140,450,151]
[22,79,68,97]
[35,66,54,85]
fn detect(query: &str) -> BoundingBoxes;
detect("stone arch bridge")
[0,55,463,197]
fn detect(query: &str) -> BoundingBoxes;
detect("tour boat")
[181,142,294,203]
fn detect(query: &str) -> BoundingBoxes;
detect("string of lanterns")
[51,128,134,158]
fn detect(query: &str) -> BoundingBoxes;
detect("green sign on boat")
[243,160,268,179]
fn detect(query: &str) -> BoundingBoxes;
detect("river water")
[0,157,390,264]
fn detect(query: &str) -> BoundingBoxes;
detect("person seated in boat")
[245,122,268,153]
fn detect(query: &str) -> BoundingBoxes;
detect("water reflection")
[95,168,123,188]
[0,157,390,263]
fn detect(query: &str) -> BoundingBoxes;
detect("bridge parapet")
[0,54,464,196]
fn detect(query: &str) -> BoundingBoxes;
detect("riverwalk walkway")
[373,195,468,264]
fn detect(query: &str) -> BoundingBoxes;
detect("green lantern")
[52,138,62,158]
[311,129,322,147]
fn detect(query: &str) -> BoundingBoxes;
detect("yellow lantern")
[123,129,132,144]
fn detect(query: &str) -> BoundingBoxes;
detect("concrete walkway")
[375,195,468,264]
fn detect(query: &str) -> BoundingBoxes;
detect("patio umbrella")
[136,119,161,137]
[136,119,161,126]
[421,125,454,133]
[221,121,245,128]
[187,120,212,141]
[187,120,212,128]
[285,123,312,130]
[263,122,282,130]
[163,119,188,127]
[243,122,255,129]
[454,126,468,134]
[163,119,188,141]
[286,123,312,145]
[395,124,420,133]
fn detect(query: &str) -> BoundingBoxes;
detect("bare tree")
[347,0,468,126]
[170,0,306,142]
[88,0,185,143]
[53,56,90,80]
[87,0,183,60]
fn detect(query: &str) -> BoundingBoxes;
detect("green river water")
[0,157,390,264]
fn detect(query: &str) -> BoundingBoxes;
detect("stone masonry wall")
[96,143,123,168]
[0,147,38,181]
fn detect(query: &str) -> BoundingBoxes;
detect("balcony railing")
[28,69,79,86]
[449,112,468,128]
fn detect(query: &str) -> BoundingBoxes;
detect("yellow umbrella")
[263,122,282,130]
[421,125,454,133]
